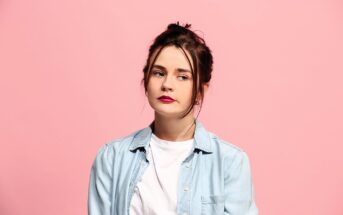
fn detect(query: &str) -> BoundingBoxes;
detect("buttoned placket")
[127,149,151,215]
[177,150,197,215]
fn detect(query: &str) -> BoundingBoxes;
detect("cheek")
[182,86,194,100]
[147,80,158,96]
[186,84,194,95]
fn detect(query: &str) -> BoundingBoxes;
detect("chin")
[153,108,184,118]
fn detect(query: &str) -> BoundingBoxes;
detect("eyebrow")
[152,64,192,74]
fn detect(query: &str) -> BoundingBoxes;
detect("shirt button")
[184,186,189,191]
[185,164,190,168]
[182,213,187,215]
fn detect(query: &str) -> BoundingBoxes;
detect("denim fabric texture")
[88,119,258,215]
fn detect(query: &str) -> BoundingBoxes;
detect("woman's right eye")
[152,71,164,77]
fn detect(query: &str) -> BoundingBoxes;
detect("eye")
[178,76,189,81]
[152,70,164,77]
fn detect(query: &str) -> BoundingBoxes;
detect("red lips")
[158,95,175,103]
[158,95,174,100]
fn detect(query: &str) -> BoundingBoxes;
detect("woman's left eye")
[178,76,189,80]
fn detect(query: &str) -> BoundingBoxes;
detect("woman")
[88,22,258,215]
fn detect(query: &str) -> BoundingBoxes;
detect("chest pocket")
[200,195,225,215]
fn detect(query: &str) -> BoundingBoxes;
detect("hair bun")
[167,21,192,31]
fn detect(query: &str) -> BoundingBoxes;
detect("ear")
[203,83,209,94]
[196,83,209,103]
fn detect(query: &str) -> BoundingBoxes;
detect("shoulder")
[208,131,244,155]
[92,127,144,162]
[207,131,251,168]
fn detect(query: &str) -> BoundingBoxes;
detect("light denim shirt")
[88,119,258,215]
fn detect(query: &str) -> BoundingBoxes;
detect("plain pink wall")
[1,0,342,214]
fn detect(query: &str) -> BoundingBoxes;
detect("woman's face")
[146,45,195,118]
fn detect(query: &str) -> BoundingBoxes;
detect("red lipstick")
[158,95,175,103]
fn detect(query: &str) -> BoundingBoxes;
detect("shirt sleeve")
[224,150,259,215]
[88,143,114,215]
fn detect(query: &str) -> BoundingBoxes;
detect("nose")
[161,75,174,91]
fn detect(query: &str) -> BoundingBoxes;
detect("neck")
[151,112,196,141]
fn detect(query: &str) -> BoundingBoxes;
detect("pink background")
[1,0,342,214]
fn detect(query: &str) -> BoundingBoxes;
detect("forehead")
[152,45,194,71]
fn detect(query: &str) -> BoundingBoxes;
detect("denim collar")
[129,118,212,153]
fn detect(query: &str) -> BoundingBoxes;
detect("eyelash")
[152,71,190,81]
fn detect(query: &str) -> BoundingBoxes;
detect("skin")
[146,45,209,141]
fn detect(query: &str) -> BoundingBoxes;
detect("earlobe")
[195,84,209,105]
[203,83,209,94]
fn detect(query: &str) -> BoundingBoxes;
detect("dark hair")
[141,21,213,119]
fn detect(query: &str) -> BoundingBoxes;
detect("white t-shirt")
[129,133,194,215]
